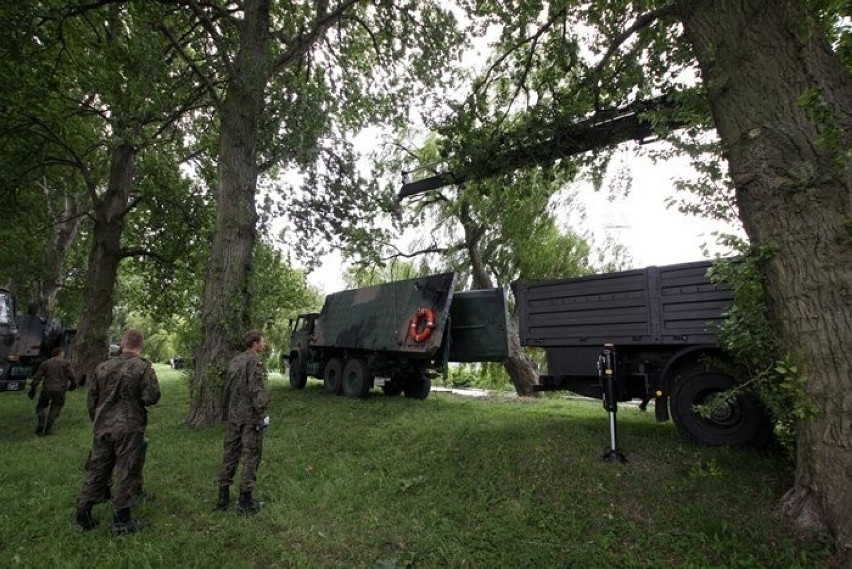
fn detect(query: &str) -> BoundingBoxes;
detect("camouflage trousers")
[218,422,264,492]
[76,431,146,511]
[35,389,66,426]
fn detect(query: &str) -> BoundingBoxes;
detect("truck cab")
[285,313,319,389]
[1,287,76,392]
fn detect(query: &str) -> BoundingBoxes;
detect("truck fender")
[655,345,725,422]
[659,345,724,394]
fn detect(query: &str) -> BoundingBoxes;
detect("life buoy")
[408,307,436,343]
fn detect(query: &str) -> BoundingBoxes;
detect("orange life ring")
[408,307,436,343]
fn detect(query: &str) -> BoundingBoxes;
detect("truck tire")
[324,358,344,395]
[670,364,771,448]
[403,373,431,400]
[342,358,372,398]
[289,355,308,389]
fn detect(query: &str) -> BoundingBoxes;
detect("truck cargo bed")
[514,260,732,347]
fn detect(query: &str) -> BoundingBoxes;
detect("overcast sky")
[304,144,744,295]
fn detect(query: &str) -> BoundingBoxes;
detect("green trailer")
[286,272,509,399]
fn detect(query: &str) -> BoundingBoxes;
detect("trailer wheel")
[342,358,372,398]
[289,354,308,389]
[670,365,771,448]
[323,358,344,395]
[403,373,431,400]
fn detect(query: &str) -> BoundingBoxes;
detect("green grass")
[0,365,831,568]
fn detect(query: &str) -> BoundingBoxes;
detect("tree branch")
[590,5,677,105]
[270,0,362,76]
[158,22,223,106]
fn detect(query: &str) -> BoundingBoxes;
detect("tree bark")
[186,0,269,426]
[72,143,135,383]
[32,193,82,317]
[678,0,852,559]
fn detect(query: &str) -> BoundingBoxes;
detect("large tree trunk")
[73,143,135,383]
[32,192,82,317]
[678,0,852,560]
[186,0,269,426]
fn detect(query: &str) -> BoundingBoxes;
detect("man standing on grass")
[74,329,161,535]
[216,329,269,515]
[28,347,76,435]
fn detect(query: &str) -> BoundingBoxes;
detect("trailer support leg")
[598,345,627,464]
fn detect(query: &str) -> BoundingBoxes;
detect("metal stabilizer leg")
[598,345,627,464]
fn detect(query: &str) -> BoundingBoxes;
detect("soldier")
[74,329,161,535]
[28,347,76,435]
[216,330,269,515]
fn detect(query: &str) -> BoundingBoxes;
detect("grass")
[0,365,832,568]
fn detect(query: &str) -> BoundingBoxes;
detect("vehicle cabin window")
[0,292,10,325]
[298,318,313,332]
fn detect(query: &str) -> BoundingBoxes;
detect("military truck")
[286,272,509,399]
[0,287,76,392]
[513,260,771,448]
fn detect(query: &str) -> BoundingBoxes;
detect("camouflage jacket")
[222,350,268,425]
[30,357,75,392]
[88,353,160,436]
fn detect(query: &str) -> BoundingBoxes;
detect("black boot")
[74,507,99,531]
[215,486,230,511]
[35,419,45,436]
[237,491,264,515]
[44,420,53,435]
[111,508,148,536]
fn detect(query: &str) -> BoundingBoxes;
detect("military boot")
[111,508,149,536]
[44,420,54,435]
[74,507,99,531]
[215,486,230,511]
[237,491,264,515]
[35,418,45,436]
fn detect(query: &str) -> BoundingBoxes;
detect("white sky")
[300,12,745,294]
[304,144,744,295]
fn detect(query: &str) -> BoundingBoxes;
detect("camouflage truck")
[286,272,509,399]
[0,287,76,392]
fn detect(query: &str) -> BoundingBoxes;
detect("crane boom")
[398,92,691,201]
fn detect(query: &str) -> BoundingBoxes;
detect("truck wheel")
[289,355,308,389]
[342,358,372,398]
[670,365,771,448]
[323,358,344,395]
[403,374,431,400]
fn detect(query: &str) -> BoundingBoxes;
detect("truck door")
[448,289,510,362]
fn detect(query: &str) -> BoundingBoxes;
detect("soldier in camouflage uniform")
[74,329,161,535]
[216,330,269,515]
[28,347,76,435]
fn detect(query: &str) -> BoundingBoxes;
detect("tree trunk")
[72,143,135,383]
[186,0,269,426]
[505,307,539,396]
[678,0,852,559]
[32,193,82,317]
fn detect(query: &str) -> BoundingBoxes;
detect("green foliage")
[444,361,512,391]
[0,366,832,567]
[343,260,434,289]
[709,240,813,455]
[124,311,185,364]
[249,239,323,371]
